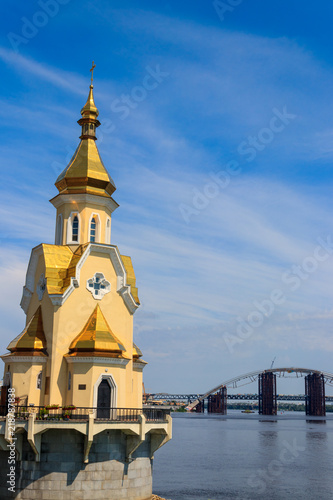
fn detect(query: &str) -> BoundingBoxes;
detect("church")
[1,64,144,412]
[0,64,171,500]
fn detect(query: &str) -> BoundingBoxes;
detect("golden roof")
[7,306,47,353]
[67,304,126,356]
[42,244,87,295]
[37,245,139,302]
[133,342,142,359]
[55,139,116,197]
[121,255,140,304]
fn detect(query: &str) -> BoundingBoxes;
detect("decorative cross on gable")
[86,272,110,300]
[37,273,47,301]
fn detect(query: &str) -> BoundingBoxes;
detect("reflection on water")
[306,419,326,424]
[153,412,333,500]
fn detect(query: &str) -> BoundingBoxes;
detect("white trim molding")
[93,373,117,410]
[133,360,147,372]
[65,357,130,366]
[55,213,63,245]
[50,193,119,214]
[21,287,33,314]
[105,217,111,244]
[20,244,43,313]
[3,372,11,386]
[0,354,47,364]
[86,272,111,300]
[36,371,42,389]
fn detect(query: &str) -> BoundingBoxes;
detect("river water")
[152,411,333,500]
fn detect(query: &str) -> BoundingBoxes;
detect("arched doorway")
[97,379,111,418]
[95,375,117,419]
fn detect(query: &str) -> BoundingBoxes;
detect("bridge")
[147,393,333,402]
[150,367,333,416]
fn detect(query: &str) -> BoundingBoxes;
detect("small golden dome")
[133,343,143,360]
[7,306,47,353]
[80,85,99,117]
[68,305,125,356]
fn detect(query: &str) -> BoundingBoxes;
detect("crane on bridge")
[270,357,276,370]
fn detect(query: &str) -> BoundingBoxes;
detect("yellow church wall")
[132,368,143,408]
[8,362,45,406]
[66,362,130,408]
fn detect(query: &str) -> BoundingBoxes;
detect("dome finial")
[78,61,100,140]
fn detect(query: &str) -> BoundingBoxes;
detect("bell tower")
[51,62,117,247]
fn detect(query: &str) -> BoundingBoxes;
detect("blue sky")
[1,0,333,395]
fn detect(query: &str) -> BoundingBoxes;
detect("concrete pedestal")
[0,429,153,500]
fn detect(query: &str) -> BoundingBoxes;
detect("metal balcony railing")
[0,405,170,423]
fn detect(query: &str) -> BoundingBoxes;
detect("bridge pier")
[305,373,326,416]
[195,400,205,413]
[207,387,227,414]
[258,372,277,415]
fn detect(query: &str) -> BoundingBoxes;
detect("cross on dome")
[90,61,96,85]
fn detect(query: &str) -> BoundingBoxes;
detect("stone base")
[0,429,153,500]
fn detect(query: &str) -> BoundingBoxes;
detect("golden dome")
[54,139,116,197]
[81,85,99,117]
[133,343,142,360]
[7,306,47,353]
[67,305,126,356]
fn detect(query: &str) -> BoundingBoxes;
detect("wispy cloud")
[0,47,86,95]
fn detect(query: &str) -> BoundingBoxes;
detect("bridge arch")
[187,367,333,409]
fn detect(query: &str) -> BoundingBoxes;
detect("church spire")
[53,62,116,198]
[78,61,100,140]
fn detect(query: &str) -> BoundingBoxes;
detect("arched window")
[105,218,111,244]
[55,214,63,245]
[4,372,11,387]
[72,215,79,242]
[67,212,81,244]
[37,371,42,390]
[90,217,96,242]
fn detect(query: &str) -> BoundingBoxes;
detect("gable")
[20,243,140,315]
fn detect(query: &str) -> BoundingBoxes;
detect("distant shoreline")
[172,411,333,420]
